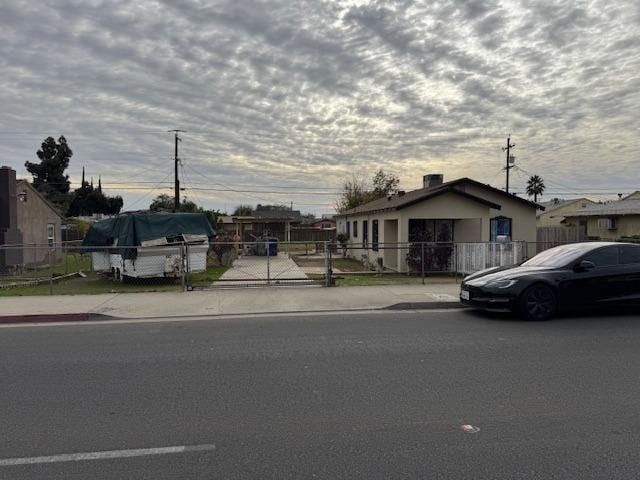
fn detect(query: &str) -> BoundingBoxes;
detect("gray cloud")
[0,0,638,212]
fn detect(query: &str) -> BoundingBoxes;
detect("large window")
[47,224,55,247]
[372,220,379,251]
[353,221,358,238]
[490,216,512,241]
[362,220,368,248]
[408,219,453,243]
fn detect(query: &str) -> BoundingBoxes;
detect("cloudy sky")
[1,0,639,213]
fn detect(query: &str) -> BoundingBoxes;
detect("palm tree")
[526,175,546,203]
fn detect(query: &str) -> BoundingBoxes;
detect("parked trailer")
[91,240,209,279]
[83,212,216,280]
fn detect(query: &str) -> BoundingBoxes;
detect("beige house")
[537,198,596,227]
[0,167,63,268]
[564,198,640,241]
[336,175,541,272]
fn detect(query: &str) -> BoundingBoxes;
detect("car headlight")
[485,279,518,289]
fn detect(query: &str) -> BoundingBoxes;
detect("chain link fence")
[1,239,609,295]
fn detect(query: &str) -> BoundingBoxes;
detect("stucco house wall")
[16,180,63,264]
[536,199,596,227]
[460,184,538,243]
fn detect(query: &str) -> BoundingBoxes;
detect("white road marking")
[0,444,216,467]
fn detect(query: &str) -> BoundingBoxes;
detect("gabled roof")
[564,200,640,217]
[16,179,63,218]
[537,198,592,217]
[336,177,540,217]
[622,191,640,201]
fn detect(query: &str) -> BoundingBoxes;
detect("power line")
[124,171,174,211]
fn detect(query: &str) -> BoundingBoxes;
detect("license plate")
[460,290,470,301]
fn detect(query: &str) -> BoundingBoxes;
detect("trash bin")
[266,237,278,256]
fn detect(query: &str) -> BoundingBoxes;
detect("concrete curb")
[0,303,465,324]
[0,313,92,324]
[384,301,464,310]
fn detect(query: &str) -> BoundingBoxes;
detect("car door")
[616,244,640,303]
[561,245,620,307]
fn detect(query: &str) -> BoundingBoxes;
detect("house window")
[346,221,351,238]
[490,216,512,241]
[47,224,56,247]
[362,220,368,248]
[353,221,358,238]
[372,220,379,251]
[408,219,453,243]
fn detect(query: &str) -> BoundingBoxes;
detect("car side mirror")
[574,260,596,272]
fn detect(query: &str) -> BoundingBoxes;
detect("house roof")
[622,191,640,201]
[537,198,592,217]
[336,177,540,217]
[564,200,640,217]
[16,179,63,218]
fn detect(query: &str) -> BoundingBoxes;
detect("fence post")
[181,243,186,291]
[325,241,332,286]
[48,248,53,295]
[266,240,271,286]
[421,242,425,285]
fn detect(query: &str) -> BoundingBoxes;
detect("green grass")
[335,274,458,287]
[292,256,365,272]
[0,265,229,296]
[188,266,229,284]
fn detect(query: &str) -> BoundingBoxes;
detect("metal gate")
[186,241,331,289]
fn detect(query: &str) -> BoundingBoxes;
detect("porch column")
[397,218,407,273]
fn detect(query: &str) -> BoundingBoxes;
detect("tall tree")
[25,136,73,207]
[372,168,400,198]
[232,205,253,216]
[66,173,123,217]
[526,175,546,203]
[335,169,400,213]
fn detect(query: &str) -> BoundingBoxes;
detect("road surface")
[1,309,640,479]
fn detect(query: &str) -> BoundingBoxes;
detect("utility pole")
[169,129,185,211]
[502,134,516,193]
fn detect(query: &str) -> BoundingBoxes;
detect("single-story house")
[218,205,303,242]
[536,198,596,227]
[304,217,336,230]
[0,166,63,269]
[563,198,640,241]
[335,174,542,272]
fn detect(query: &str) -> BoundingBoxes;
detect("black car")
[460,242,640,320]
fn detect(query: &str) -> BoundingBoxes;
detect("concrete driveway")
[215,253,313,286]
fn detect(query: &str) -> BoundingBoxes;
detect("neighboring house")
[219,205,303,242]
[335,174,541,272]
[0,166,63,268]
[564,198,640,241]
[537,198,596,227]
[622,191,640,201]
[309,218,336,230]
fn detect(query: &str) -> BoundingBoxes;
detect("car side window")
[619,245,640,265]
[582,246,619,267]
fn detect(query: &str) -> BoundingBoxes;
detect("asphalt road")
[2,308,640,479]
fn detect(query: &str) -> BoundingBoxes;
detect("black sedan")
[460,242,640,320]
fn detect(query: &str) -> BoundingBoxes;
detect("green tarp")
[83,212,216,259]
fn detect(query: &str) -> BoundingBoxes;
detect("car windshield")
[521,244,590,267]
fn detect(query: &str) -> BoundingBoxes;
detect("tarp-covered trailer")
[83,212,215,280]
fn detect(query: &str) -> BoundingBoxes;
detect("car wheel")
[519,284,557,321]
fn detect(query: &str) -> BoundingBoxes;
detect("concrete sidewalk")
[0,283,462,321]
